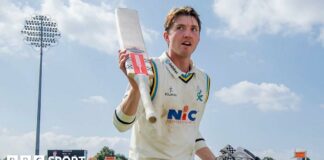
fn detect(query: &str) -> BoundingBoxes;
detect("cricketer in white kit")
[114,6,216,160]
[114,52,211,159]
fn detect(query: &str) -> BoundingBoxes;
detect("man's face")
[164,15,200,58]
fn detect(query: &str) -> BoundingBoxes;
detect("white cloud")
[211,0,324,42]
[40,0,119,54]
[320,104,324,109]
[215,81,300,112]
[142,26,160,44]
[0,128,9,134]
[0,0,35,56]
[0,129,129,158]
[81,96,108,105]
[0,0,159,56]
[318,28,324,45]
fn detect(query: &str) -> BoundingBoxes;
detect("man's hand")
[118,49,139,91]
[115,49,141,118]
[118,49,128,75]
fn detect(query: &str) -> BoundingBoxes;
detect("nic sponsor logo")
[167,105,198,123]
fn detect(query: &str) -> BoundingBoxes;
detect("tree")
[95,146,128,160]
[263,157,275,160]
[115,154,127,160]
[95,146,115,160]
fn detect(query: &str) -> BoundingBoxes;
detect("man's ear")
[163,31,169,44]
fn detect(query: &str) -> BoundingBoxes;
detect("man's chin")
[179,51,193,58]
[182,48,195,55]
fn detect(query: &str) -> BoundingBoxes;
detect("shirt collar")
[160,52,196,78]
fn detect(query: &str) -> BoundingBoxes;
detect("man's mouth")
[181,41,192,46]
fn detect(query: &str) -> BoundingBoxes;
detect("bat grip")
[135,75,157,123]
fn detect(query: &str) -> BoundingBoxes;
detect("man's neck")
[167,51,191,73]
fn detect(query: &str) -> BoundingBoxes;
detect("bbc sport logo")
[7,155,45,160]
[6,155,86,160]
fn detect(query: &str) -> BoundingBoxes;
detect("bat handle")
[135,75,158,123]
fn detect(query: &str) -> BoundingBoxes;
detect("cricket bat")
[115,8,157,123]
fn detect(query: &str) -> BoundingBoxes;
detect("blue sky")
[0,0,323,159]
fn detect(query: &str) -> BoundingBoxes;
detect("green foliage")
[263,157,275,160]
[95,146,127,160]
[95,146,115,160]
[115,154,127,160]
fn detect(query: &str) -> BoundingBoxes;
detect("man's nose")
[183,29,192,38]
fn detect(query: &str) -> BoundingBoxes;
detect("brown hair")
[164,6,201,33]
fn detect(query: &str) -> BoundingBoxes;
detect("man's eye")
[176,26,184,30]
[192,27,198,32]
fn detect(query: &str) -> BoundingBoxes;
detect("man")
[113,6,216,160]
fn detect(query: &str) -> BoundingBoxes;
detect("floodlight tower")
[21,15,61,155]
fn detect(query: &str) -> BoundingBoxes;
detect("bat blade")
[115,8,157,123]
[115,8,146,54]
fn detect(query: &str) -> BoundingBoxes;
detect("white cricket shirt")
[113,52,211,160]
